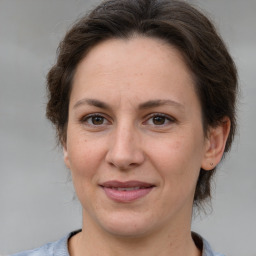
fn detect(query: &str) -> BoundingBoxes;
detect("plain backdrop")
[0,0,255,255]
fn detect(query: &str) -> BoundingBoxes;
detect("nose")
[105,124,145,170]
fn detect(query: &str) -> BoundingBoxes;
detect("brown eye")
[91,116,104,125]
[82,114,109,126]
[152,116,166,125]
[143,113,175,127]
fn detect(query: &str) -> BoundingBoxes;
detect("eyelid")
[143,113,176,126]
[80,113,112,126]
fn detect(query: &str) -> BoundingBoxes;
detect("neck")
[69,212,201,256]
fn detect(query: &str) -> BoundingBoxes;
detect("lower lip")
[102,187,153,202]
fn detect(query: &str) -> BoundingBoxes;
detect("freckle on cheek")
[175,142,180,149]
[173,141,182,151]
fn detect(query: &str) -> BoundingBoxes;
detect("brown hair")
[46,0,238,207]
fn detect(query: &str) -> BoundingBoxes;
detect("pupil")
[153,116,165,125]
[92,116,103,125]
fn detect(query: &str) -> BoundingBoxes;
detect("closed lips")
[100,180,155,202]
[100,180,155,189]
[111,187,147,191]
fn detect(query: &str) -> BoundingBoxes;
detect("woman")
[13,0,238,255]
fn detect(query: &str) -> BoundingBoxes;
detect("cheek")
[148,132,204,183]
[66,141,103,194]
[67,141,103,201]
[69,145,101,174]
[67,127,104,169]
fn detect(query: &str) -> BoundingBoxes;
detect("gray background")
[0,0,255,255]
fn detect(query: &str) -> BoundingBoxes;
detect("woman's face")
[64,37,211,237]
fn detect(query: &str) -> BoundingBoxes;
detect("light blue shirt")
[11,231,225,256]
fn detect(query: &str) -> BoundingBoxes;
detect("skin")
[63,36,230,256]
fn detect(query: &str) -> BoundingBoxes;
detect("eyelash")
[80,113,111,127]
[80,113,176,127]
[144,113,176,127]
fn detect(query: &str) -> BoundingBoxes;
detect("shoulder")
[10,230,81,256]
[192,232,225,256]
[202,237,225,256]
[10,242,55,256]
[10,237,67,256]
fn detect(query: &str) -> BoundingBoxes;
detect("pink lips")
[101,180,155,202]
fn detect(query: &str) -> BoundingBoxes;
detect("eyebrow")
[73,98,184,110]
[138,99,184,110]
[73,98,111,110]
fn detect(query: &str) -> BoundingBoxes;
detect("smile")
[112,187,143,191]
[100,180,155,202]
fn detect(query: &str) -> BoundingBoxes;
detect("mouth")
[109,187,147,191]
[100,180,155,202]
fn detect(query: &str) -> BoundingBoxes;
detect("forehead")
[71,36,197,108]
[75,36,193,79]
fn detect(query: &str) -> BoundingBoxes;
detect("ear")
[63,142,71,169]
[201,117,231,171]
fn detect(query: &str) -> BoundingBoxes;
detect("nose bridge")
[116,120,135,146]
[106,118,144,169]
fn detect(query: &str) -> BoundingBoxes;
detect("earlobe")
[201,117,231,171]
[63,143,71,169]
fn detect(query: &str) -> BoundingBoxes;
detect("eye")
[81,114,110,126]
[152,116,167,125]
[144,113,175,126]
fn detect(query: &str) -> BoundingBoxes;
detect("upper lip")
[101,180,155,188]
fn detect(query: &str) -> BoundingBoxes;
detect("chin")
[103,223,151,238]
[95,211,159,238]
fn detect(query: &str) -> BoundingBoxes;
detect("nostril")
[106,156,143,170]
[105,133,145,169]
